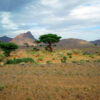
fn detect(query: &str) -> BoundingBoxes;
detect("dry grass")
[8,48,100,64]
[0,63,100,100]
[0,47,100,100]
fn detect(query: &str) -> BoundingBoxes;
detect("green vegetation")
[0,54,5,62]
[83,51,90,55]
[67,52,72,56]
[0,85,4,91]
[0,42,18,57]
[26,97,32,100]
[5,58,34,64]
[38,56,44,61]
[69,55,72,58]
[36,34,61,52]
[46,61,51,64]
[61,56,67,63]
[33,47,40,51]
[72,49,80,54]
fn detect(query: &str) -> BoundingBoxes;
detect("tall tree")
[37,34,61,52]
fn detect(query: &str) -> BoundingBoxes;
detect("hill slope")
[11,31,36,46]
[57,38,93,48]
[0,36,12,42]
[91,40,100,45]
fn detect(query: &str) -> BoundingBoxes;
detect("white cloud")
[70,5,100,19]
[0,0,100,41]
[1,12,18,30]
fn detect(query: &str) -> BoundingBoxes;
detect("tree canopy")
[38,34,61,52]
[0,42,18,57]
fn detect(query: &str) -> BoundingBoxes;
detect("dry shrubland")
[0,47,100,100]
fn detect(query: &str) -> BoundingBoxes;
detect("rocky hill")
[11,31,37,46]
[0,36,12,42]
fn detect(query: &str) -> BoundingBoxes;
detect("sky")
[0,0,100,41]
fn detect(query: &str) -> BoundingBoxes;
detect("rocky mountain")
[11,31,37,46]
[0,36,12,42]
[56,38,93,48]
[91,40,100,45]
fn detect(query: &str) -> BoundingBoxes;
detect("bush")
[72,49,80,55]
[71,60,78,63]
[38,56,44,61]
[5,58,34,64]
[89,54,94,58]
[61,56,67,63]
[33,47,39,51]
[83,51,90,55]
[67,52,72,56]
[86,60,90,62]
[0,54,5,62]
[0,85,4,91]
[80,60,84,63]
[69,55,72,58]
[0,42,18,57]
[46,61,51,64]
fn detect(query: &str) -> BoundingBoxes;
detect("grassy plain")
[0,47,100,100]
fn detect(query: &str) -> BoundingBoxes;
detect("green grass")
[0,85,4,91]
[5,58,34,64]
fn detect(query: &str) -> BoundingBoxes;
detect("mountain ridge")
[0,36,13,42]
[91,39,100,45]
[11,31,37,46]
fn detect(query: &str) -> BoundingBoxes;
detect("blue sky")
[0,0,100,41]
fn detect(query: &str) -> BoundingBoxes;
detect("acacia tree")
[0,42,18,57]
[37,34,61,52]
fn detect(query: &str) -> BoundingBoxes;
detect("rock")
[20,62,25,66]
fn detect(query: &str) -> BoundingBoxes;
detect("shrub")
[80,60,84,63]
[46,61,51,64]
[72,49,80,55]
[67,52,72,56]
[38,56,44,61]
[0,54,5,62]
[50,52,54,55]
[33,47,39,51]
[26,97,32,100]
[5,58,34,64]
[0,85,4,91]
[0,42,18,57]
[89,54,94,58]
[83,51,90,55]
[69,55,72,58]
[86,60,90,62]
[71,60,78,63]
[61,56,67,63]
[59,53,64,57]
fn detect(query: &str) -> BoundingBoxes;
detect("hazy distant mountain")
[0,36,12,42]
[56,38,93,48]
[91,40,100,45]
[11,31,37,46]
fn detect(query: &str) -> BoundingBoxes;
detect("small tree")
[37,34,61,52]
[0,42,18,57]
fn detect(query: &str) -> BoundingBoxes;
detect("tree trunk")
[48,43,53,52]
